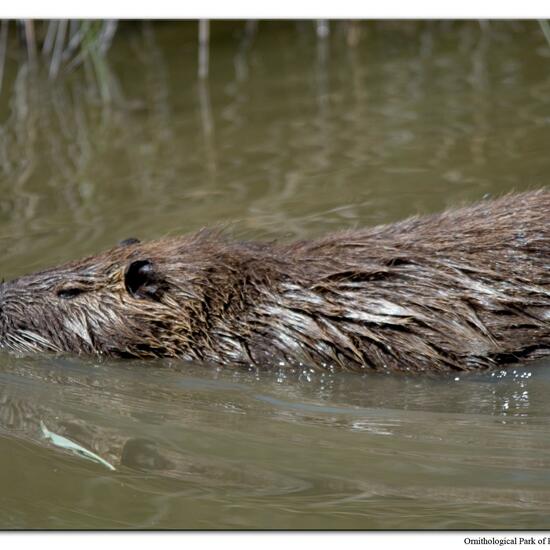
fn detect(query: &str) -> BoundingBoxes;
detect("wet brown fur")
[1,191,549,372]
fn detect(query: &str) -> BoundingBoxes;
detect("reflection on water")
[0,21,549,528]
[1,356,550,529]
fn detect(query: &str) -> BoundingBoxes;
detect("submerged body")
[0,191,548,372]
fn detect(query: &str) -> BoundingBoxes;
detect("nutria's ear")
[119,238,140,247]
[124,259,164,301]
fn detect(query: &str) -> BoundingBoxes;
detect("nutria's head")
[0,233,243,360]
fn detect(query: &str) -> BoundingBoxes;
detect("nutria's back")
[0,191,548,372]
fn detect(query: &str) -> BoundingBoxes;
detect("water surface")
[0,21,549,529]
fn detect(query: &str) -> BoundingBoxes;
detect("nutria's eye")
[124,259,163,301]
[56,287,85,299]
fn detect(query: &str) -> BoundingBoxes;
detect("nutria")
[0,191,548,372]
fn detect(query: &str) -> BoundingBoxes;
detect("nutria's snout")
[0,190,548,372]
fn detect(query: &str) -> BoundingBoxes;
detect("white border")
[2,532,549,550]
[2,0,550,19]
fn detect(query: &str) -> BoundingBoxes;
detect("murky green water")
[0,21,549,529]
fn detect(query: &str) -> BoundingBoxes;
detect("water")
[0,21,549,529]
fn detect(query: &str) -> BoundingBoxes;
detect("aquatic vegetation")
[0,20,117,96]
[40,420,116,471]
